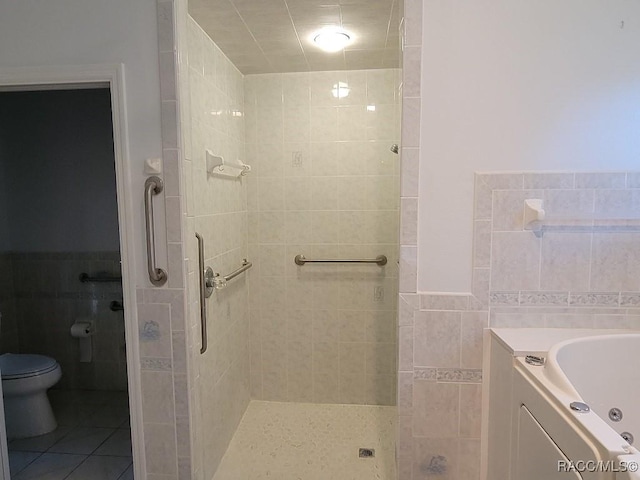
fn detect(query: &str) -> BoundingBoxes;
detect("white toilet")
[0,353,62,439]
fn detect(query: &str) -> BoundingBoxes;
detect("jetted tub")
[483,329,640,480]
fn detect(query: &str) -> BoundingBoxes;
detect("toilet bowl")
[0,353,62,439]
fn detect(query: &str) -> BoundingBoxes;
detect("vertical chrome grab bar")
[144,176,168,286]
[196,233,208,354]
[195,233,214,354]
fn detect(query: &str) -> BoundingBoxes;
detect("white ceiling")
[188,0,401,74]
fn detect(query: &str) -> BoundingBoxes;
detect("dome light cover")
[312,27,352,52]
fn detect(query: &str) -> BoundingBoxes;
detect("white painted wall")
[0,0,164,281]
[418,0,640,292]
[0,89,120,252]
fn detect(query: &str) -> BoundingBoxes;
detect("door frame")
[0,64,145,479]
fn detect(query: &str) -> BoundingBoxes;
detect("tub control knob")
[570,401,590,413]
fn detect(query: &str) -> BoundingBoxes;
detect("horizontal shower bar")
[213,259,253,289]
[221,259,253,282]
[79,273,122,283]
[294,254,387,266]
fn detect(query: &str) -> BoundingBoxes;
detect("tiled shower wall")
[0,252,127,390]
[398,172,640,480]
[0,254,18,353]
[244,70,400,405]
[183,17,250,480]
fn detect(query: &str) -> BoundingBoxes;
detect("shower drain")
[359,448,375,458]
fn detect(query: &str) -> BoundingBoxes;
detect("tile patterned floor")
[8,390,132,480]
[212,400,397,480]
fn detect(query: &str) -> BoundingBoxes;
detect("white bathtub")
[484,329,640,480]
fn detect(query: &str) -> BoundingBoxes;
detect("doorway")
[0,68,140,479]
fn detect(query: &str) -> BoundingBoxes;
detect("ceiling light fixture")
[312,27,352,53]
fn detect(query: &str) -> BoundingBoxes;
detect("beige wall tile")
[365,342,396,374]
[365,374,396,405]
[595,189,640,218]
[398,326,414,372]
[491,232,541,291]
[313,373,340,403]
[413,437,458,478]
[459,384,482,438]
[401,197,418,245]
[247,70,400,405]
[414,311,461,368]
[575,172,625,189]
[523,173,574,189]
[591,233,640,291]
[492,190,542,231]
[144,423,178,476]
[458,439,481,480]
[339,372,366,404]
[540,232,592,291]
[138,303,172,358]
[543,189,594,217]
[460,312,488,369]
[142,372,176,424]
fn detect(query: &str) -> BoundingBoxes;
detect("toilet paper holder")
[70,321,95,362]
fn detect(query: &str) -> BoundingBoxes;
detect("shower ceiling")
[188,0,400,74]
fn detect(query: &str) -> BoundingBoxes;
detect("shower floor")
[213,400,396,480]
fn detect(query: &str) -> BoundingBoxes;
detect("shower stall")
[174,5,401,479]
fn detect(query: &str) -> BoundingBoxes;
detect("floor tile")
[116,464,134,480]
[12,453,86,480]
[53,403,100,427]
[8,426,72,453]
[81,405,129,428]
[8,451,40,476]
[94,429,132,457]
[65,455,132,480]
[47,427,115,455]
[212,400,397,480]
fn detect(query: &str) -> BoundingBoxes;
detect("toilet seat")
[0,353,59,380]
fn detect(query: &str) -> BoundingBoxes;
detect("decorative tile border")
[489,291,640,308]
[141,357,173,371]
[436,368,482,384]
[569,293,621,307]
[620,293,640,307]
[489,292,520,306]
[412,367,482,384]
[413,367,436,380]
[520,292,569,306]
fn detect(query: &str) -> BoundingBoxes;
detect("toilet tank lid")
[0,353,58,379]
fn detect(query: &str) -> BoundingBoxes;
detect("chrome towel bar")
[144,176,168,286]
[213,259,252,289]
[294,254,387,266]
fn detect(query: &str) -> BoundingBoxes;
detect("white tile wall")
[245,69,401,405]
[183,16,250,480]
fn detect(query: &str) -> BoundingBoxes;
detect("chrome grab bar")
[79,273,122,283]
[144,176,168,286]
[195,233,214,354]
[294,254,387,266]
[213,259,252,289]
